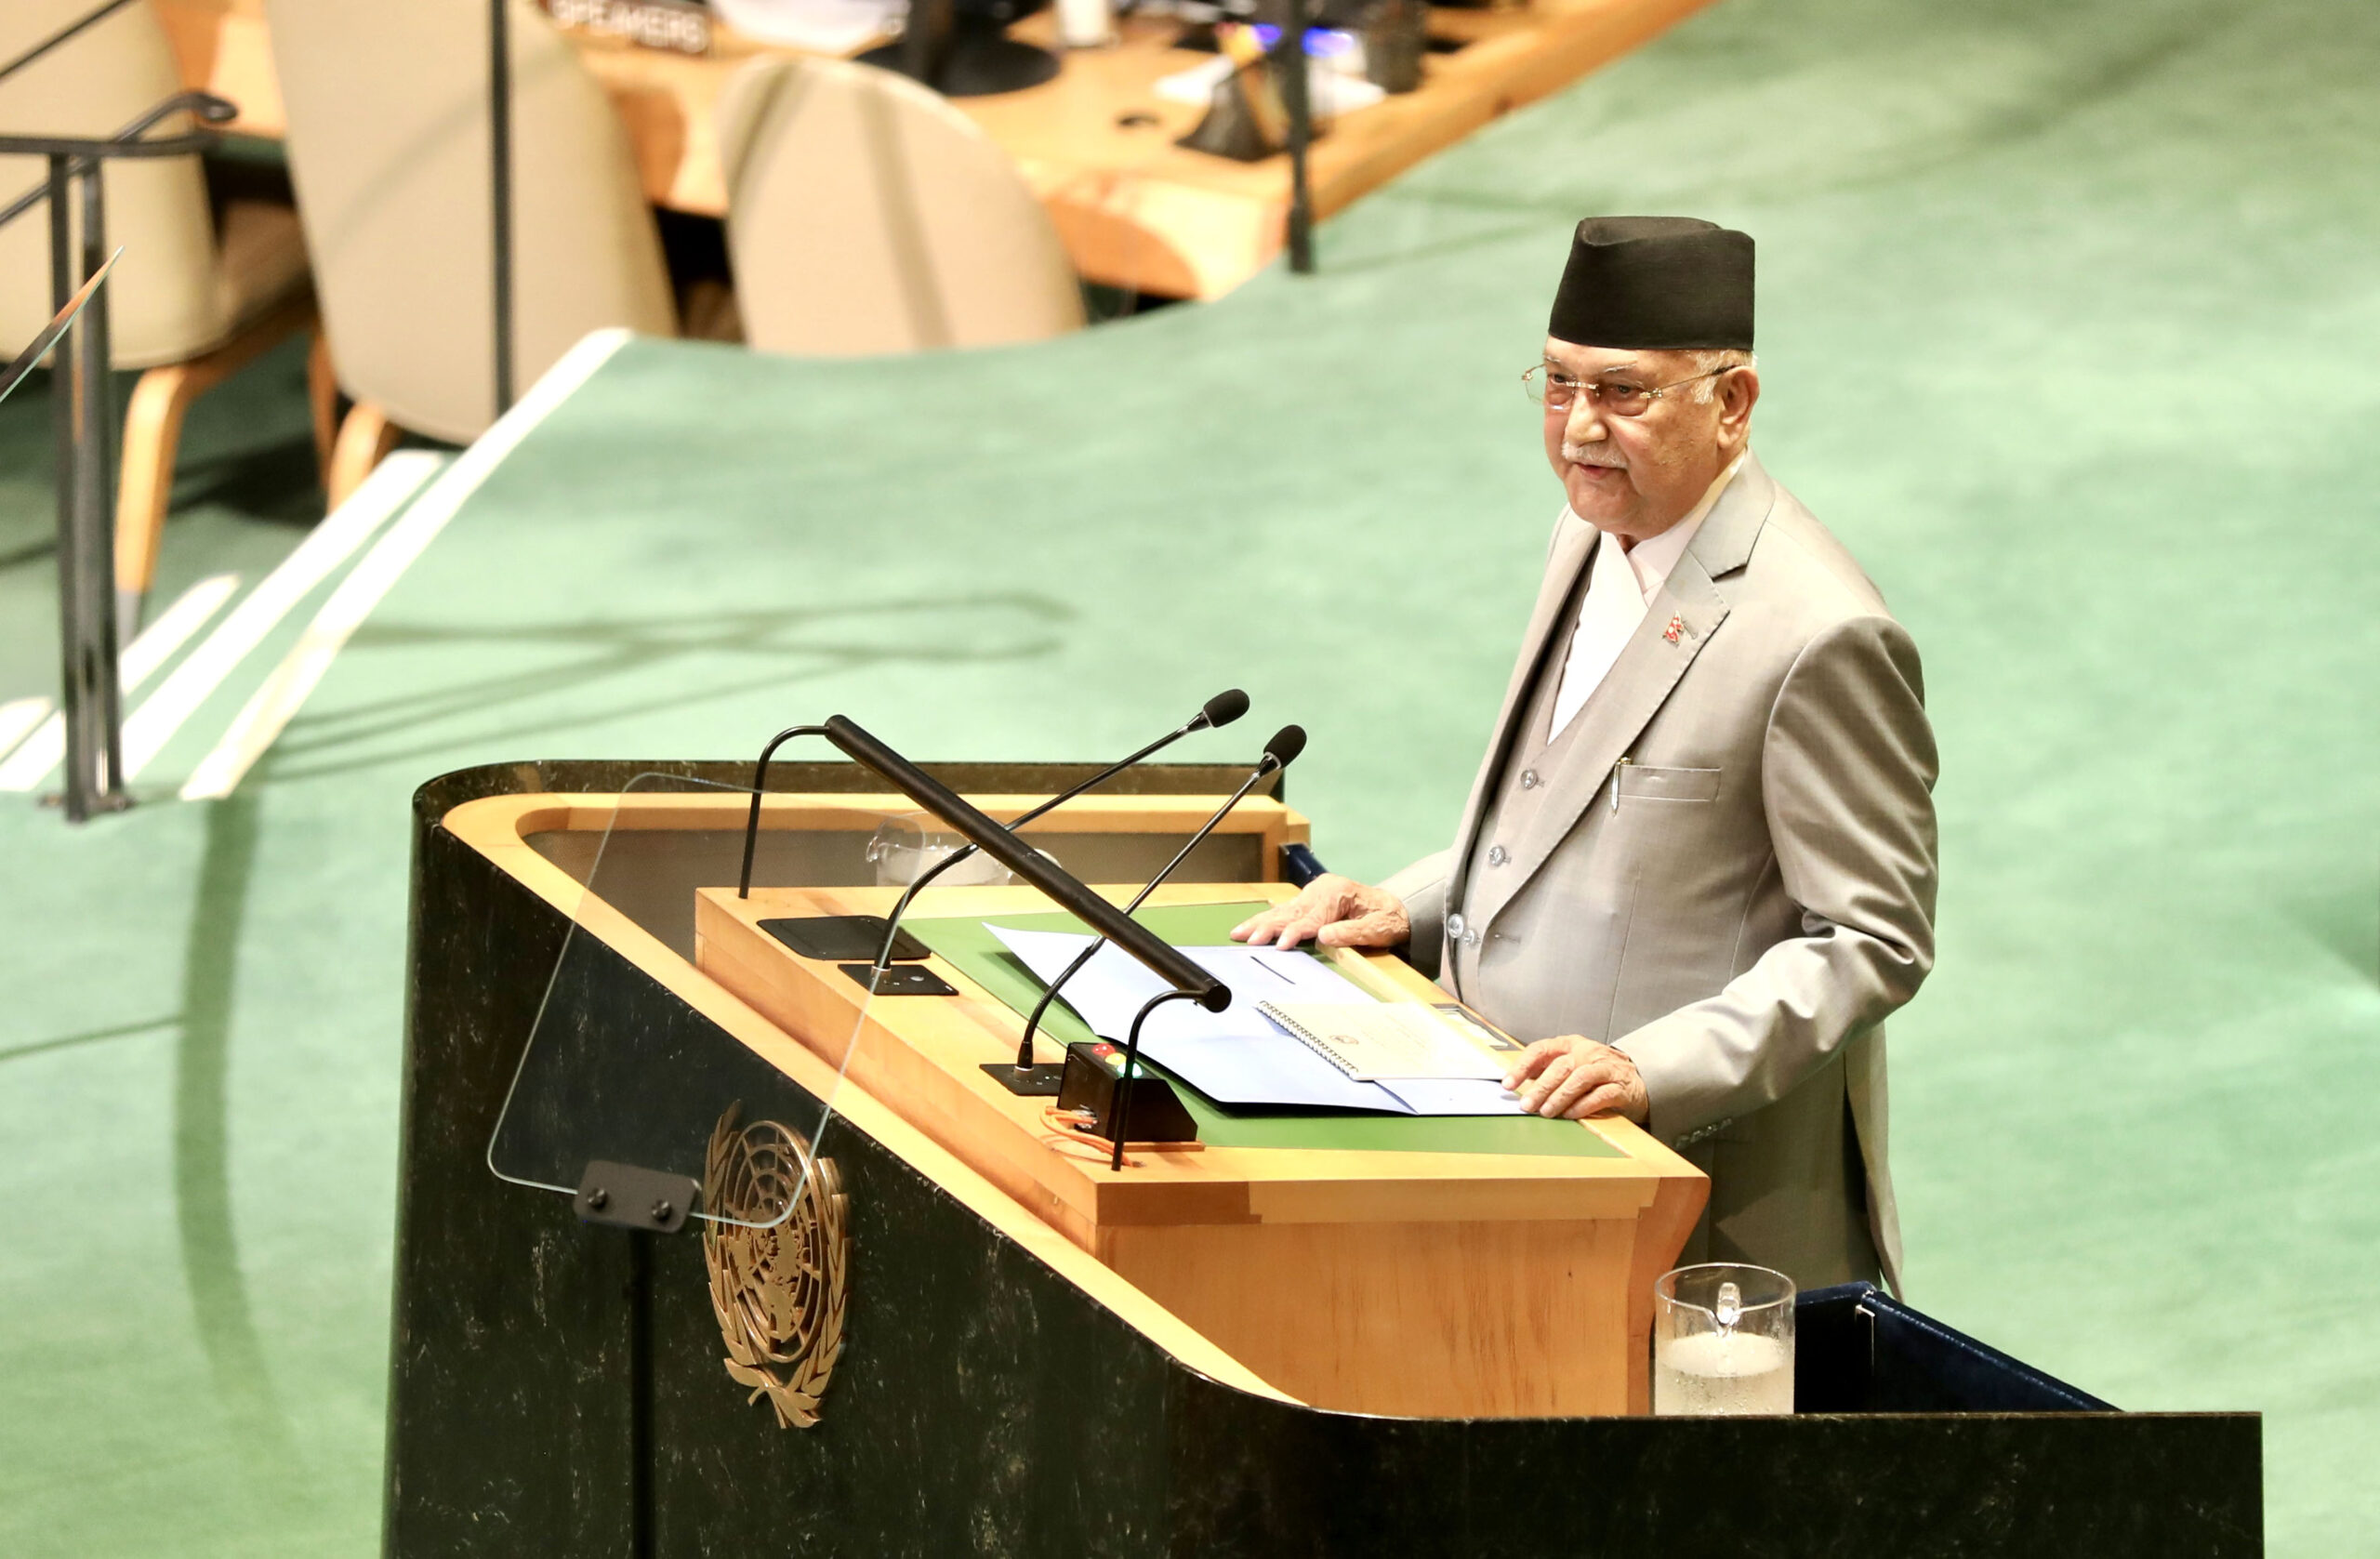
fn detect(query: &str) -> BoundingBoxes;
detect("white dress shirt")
[1547,453,1746,740]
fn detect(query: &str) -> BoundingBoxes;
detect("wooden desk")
[153,0,1713,297]
[694,875,1706,1419]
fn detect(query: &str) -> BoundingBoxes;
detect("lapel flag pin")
[1662,614,1686,643]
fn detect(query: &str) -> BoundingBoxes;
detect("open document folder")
[988,926,1527,1116]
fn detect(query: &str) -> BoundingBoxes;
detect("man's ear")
[1717,366,1760,443]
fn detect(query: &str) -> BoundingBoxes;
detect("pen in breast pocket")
[1611,755,1632,813]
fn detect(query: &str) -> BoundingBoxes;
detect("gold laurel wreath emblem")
[702,1105,849,1429]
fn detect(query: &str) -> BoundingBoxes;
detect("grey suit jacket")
[1384,453,1937,1293]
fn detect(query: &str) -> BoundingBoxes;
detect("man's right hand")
[1230,875,1411,951]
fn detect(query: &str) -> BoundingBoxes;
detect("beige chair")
[0,0,326,628]
[265,0,677,499]
[718,57,1083,356]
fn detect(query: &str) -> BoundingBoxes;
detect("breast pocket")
[1615,763,1722,802]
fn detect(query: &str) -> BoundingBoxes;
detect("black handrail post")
[46,151,127,819]
[491,0,515,417]
[45,152,93,820]
[78,162,126,767]
[1279,0,1315,274]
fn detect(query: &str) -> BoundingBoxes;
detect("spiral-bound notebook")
[1256,1001,1514,1082]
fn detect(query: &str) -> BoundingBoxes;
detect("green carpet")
[2,0,2375,1551]
[0,333,326,695]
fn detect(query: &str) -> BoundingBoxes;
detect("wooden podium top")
[696,879,1699,1243]
[153,0,1716,297]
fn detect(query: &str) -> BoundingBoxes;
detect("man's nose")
[1563,394,1608,443]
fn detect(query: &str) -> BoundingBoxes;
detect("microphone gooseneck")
[866,689,1250,970]
[1012,724,1307,1072]
[738,723,830,897]
[822,716,1224,1007]
[1108,989,1202,1171]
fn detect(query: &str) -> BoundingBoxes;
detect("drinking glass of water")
[866,815,1017,889]
[1652,1263,1795,1415]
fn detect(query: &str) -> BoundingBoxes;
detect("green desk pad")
[902,899,1618,1159]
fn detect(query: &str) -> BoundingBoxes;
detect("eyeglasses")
[1521,363,1733,418]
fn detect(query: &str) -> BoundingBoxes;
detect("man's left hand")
[1503,1036,1649,1122]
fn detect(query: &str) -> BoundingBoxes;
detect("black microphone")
[735,689,1246,901]
[1256,722,1306,771]
[868,689,1246,927]
[1095,725,1304,1169]
[851,690,1248,1004]
[821,716,1229,1009]
[1195,687,1251,731]
[1011,724,1306,1092]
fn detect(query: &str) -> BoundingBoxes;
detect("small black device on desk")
[761,915,929,962]
[1059,1040,1199,1143]
[838,962,959,997]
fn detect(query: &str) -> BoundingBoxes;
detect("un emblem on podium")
[702,1106,850,1429]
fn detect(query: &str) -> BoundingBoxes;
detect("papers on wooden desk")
[987,926,1525,1116]
[1255,1001,1506,1081]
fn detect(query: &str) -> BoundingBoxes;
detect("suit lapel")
[1470,458,1777,931]
[1471,560,1730,930]
[1445,516,1598,913]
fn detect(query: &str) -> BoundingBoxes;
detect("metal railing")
[0,1,235,820]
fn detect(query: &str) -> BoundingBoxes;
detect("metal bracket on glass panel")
[575,1160,703,1234]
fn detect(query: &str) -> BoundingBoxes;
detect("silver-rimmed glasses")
[1522,363,1733,417]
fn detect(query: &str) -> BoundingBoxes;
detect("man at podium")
[1236,217,1939,1293]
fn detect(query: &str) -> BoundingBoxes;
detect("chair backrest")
[719,57,1083,356]
[0,0,226,369]
[265,0,675,443]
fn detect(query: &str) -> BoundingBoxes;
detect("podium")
[390,759,2261,1556]
[695,879,1705,1419]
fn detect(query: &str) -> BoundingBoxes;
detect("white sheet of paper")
[1255,1001,1509,1081]
[1377,1077,1529,1116]
[987,926,1408,1111]
[990,926,1371,1035]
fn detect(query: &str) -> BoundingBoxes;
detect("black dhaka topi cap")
[1548,216,1754,350]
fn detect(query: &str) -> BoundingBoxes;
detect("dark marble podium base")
[387,760,2260,1558]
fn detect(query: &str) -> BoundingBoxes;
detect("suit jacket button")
[1519,770,1540,790]
[1446,912,1467,940]
[1461,929,1480,948]
[1487,844,1509,866]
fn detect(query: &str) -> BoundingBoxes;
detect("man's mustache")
[1562,443,1627,469]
